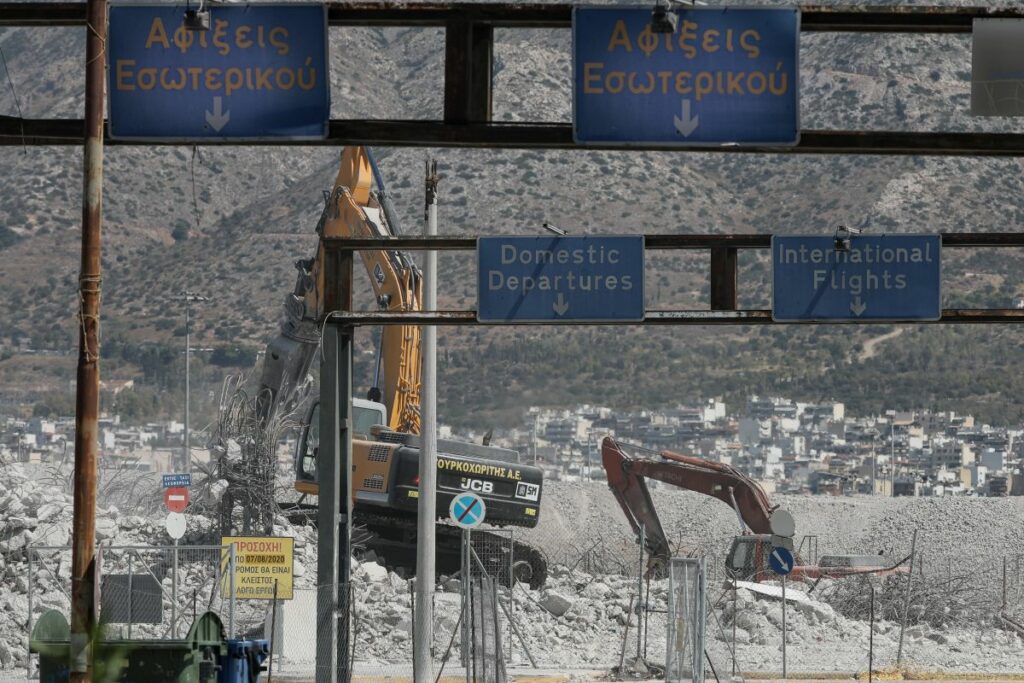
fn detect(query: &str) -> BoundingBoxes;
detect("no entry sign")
[164,486,189,513]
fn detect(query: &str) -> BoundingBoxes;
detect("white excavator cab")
[295,398,388,486]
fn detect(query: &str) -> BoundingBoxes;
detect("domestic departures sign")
[477,236,645,322]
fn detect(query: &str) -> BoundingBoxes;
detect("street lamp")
[179,292,209,472]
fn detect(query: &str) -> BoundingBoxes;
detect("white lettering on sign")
[460,478,494,494]
[515,482,540,502]
[777,242,935,296]
[488,267,634,295]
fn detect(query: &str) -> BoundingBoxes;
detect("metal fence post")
[731,580,737,677]
[229,544,236,638]
[868,581,875,683]
[896,529,918,665]
[26,547,33,675]
[127,552,133,639]
[508,530,514,662]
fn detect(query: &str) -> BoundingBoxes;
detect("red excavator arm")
[601,436,777,568]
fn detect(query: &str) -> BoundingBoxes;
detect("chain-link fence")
[21,544,236,679]
[11,520,1024,681]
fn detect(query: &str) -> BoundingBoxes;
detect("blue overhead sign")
[162,473,192,489]
[108,4,329,140]
[769,546,795,576]
[772,235,942,322]
[477,236,645,322]
[573,7,800,145]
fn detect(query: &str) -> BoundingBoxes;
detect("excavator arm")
[256,146,422,433]
[601,436,776,569]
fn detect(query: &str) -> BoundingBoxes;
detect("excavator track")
[279,504,548,589]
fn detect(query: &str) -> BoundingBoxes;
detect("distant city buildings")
[3,394,1022,498]
[497,397,1024,498]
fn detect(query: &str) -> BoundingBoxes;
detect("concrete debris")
[538,590,573,617]
[2,468,1024,675]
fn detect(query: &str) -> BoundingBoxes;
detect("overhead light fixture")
[541,222,568,236]
[833,225,862,252]
[650,0,701,34]
[183,0,210,31]
[650,1,678,34]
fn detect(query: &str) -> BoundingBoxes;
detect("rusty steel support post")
[710,247,738,311]
[70,0,106,679]
[444,18,493,124]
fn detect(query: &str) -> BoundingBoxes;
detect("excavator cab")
[725,535,774,582]
[294,398,388,494]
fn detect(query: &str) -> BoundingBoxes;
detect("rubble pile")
[709,582,1024,674]
[2,468,1024,675]
[525,481,1024,581]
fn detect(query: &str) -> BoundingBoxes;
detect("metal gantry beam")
[321,232,1024,251]
[318,232,1024,325]
[7,119,1024,155]
[327,309,1024,325]
[4,4,1024,152]
[5,3,1024,30]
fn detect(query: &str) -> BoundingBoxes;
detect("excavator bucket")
[601,437,673,570]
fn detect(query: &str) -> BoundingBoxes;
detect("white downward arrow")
[772,549,791,572]
[850,297,867,317]
[205,96,231,132]
[673,99,699,137]
[552,293,569,316]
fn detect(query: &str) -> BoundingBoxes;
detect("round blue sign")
[768,546,795,576]
[449,492,486,529]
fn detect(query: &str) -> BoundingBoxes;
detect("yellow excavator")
[256,147,547,586]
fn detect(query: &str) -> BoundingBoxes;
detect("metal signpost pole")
[171,540,179,638]
[127,554,133,639]
[70,0,106,678]
[781,575,787,679]
[415,160,439,683]
[463,529,471,683]
[229,544,236,638]
[184,297,190,472]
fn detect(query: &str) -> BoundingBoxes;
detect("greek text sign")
[162,473,191,488]
[772,235,942,322]
[573,7,800,145]
[477,236,645,322]
[222,536,295,600]
[108,4,329,140]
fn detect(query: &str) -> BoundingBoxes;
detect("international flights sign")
[573,7,800,145]
[772,235,942,322]
[108,4,329,140]
[477,236,645,322]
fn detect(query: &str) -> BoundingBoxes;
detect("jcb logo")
[460,478,493,494]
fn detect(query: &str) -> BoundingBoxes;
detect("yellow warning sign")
[222,536,294,600]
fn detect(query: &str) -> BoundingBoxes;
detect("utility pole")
[181,292,208,473]
[70,0,106,679]
[891,419,897,497]
[414,159,439,683]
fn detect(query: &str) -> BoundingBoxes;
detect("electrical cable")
[0,45,26,153]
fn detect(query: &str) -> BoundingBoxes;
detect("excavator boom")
[602,436,776,568]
